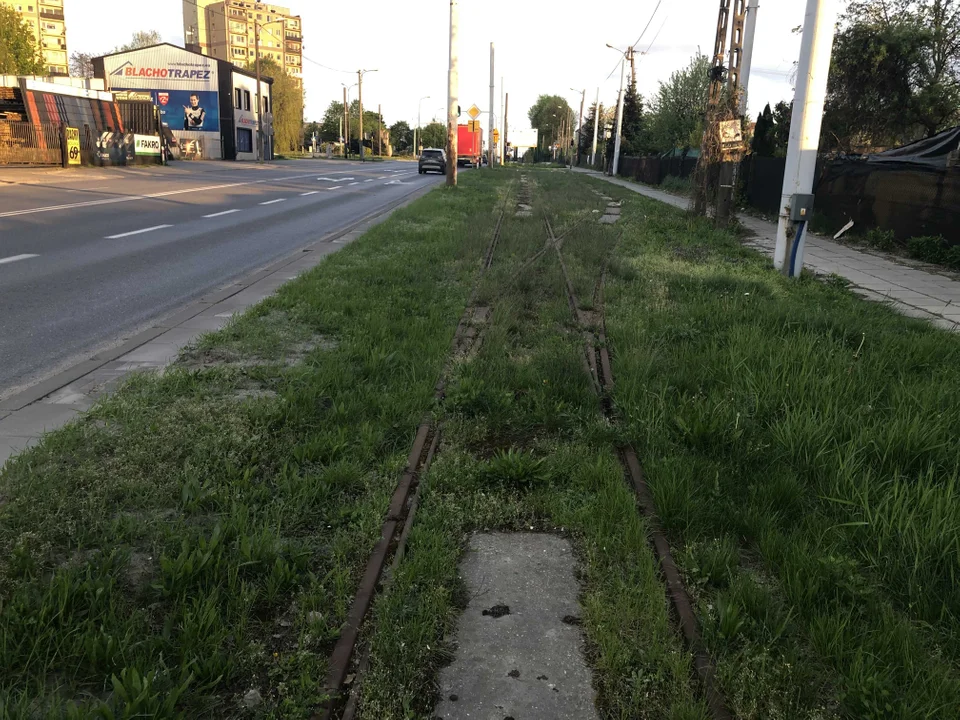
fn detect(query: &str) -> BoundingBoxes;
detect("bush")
[660,175,692,195]
[863,228,897,251]
[907,235,949,265]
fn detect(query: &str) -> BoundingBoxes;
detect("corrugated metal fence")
[0,121,61,165]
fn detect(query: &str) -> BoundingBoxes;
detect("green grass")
[357,168,705,720]
[0,175,503,717]
[602,186,960,718]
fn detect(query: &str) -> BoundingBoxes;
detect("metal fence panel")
[0,121,61,165]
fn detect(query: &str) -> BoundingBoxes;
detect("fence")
[0,121,62,165]
[618,152,960,244]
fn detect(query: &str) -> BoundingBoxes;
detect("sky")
[64,0,807,133]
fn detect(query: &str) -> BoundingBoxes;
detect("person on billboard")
[183,94,207,130]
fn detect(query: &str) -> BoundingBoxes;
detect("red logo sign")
[158,93,169,106]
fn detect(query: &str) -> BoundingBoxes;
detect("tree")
[419,121,445,149]
[389,120,412,154]
[302,120,321,147]
[0,5,43,75]
[619,76,648,156]
[527,94,573,149]
[646,53,710,155]
[117,31,162,51]
[247,58,304,153]
[752,103,776,156]
[823,0,960,150]
[319,100,344,142]
[69,51,94,78]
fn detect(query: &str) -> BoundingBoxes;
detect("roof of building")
[93,43,273,84]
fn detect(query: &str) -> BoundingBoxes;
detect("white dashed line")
[327,185,343,190]
[348,182,360,186]
[300,191,319,196]
[0,253,39,265]
[378,176,388,179]
[203,209,240,218]
[105,224,172,239]
[260,198,286,205]
[340,177,355,181]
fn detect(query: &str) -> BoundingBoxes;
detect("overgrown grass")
[358,168,705,719]
[0,175,504,717]
[603,186,960,718]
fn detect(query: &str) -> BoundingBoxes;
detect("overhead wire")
[604,0,663,80]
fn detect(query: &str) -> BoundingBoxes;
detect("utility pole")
[254,20,263,163]
[775,0,837,276]
[358,70,364,161]
[573,87,585,168]
[499,76,504,164]
[612,53,627,176]
[378,103,382,156]
[343,86,348,159]
[446,0,459,186]
[590,87,599,166]
[489,42,495,168]
[739,0,760,115]
[503,92,509,163]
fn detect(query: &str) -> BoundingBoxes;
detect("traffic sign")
[467,104,481,120]
[493,129,500,143]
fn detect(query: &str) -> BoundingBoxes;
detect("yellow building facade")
[1,0,68,75]
[183,0,301,85]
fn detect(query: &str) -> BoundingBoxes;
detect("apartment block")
[183,0,302,85]
[1,0,68,75]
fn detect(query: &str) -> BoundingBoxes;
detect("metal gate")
[0,121,62,165]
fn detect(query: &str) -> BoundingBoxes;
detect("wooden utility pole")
[254,20,263,162]
[576,88,585,167]
[358,70,364,161]
[378,103,382,156]
[503,92,509,162]
[343,86,348,158]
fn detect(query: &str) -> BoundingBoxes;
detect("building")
[93,43,274,161]
[183,0,302,86]
[0,0,68,75]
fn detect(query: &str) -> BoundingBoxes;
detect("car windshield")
[423,150,443,158]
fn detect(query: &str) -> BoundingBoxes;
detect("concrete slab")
[0,403,81,436]
[153,327,207,347]
[116,342,181,365]
[435,533,598,720]
[0,436,38,468]
[176,315,229,331]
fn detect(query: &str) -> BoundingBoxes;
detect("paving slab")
[0,403,81,437]
[0,436,38,468]
[434,533,598,720]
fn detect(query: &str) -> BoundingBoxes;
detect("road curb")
[0,180,436,413]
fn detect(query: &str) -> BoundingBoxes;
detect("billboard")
[134,134,161,155]
[103,45,218,92]
[112,88,219,132]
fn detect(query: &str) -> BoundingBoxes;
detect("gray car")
[419,148,446,174]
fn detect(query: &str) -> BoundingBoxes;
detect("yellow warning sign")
[493,129,500,143]
[65,127,80,165]
[467,104,481,120]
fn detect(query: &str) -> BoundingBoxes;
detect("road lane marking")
[105,224,172,239]
[0,171,323,219]
[327,185,343,190]
[348,182,360,186]
[203,209,241,218]
[300,191,319,196]
[364,179,375,182]
[0,253,39,265]
[378,176,388,179]
[259,198,286,205]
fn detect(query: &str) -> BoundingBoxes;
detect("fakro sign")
[134,134,162,156]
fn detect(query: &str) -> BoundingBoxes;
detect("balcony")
[285,31,300,40]
[40,8,64,19]
[285,42,300,52]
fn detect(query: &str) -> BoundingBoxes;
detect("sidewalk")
[575,169,960,331]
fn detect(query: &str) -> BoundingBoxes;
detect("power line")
[631,0,663,49]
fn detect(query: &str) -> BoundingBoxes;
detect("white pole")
[774,0,838,276]
[447,0,459,186]
[739,0,761,115]
[489,42,495,168]
[612,58,626,176]
[590,87,599,166]
[500,76,504,164]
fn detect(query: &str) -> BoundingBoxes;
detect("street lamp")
[342,82,357,157]
[416,95,430,156]
[606,43,629,176]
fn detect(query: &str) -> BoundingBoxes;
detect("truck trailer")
[457,122,482,167]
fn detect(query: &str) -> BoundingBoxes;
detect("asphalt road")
[0,159,444,398]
